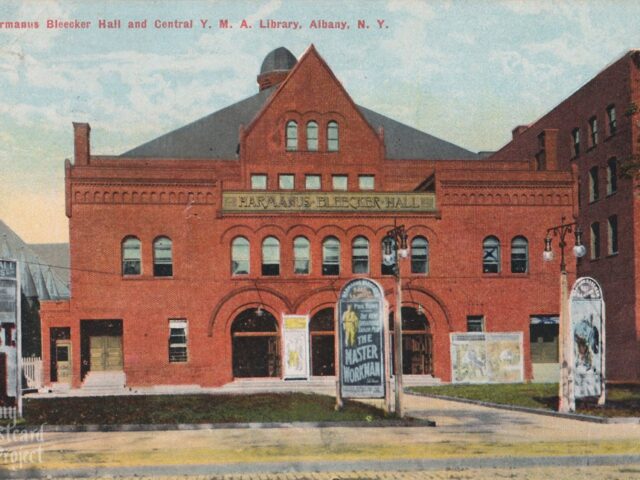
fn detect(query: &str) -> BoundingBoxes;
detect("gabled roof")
[122,86,276,159]
[29,243,70,287]
[0,220,70,300]
[121,47,478,161]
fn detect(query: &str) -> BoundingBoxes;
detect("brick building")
[40,45,576,390]
[489,50,640,382]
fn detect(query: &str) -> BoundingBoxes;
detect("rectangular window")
[590,222,601,260]
[607,157,618,195]
[466,316,485,332]
[358,175,375,190]
[589,116,598,147]
[588,166,599,202]
[279,174,294,190]
[332,175,348,191]
[607,105,617,135]
[530,316,559,363]
[608,215,618,255]
[251,174,267,190]
[168,319,187,363]
[305,175,321,190]
[572,128,580,157]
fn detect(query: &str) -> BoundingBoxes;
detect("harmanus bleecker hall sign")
[223,192,436,213]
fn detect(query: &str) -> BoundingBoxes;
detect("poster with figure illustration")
[338,278,385,398]
[570,277,605,399]
[451,333,522,384]
[282,315,309,379]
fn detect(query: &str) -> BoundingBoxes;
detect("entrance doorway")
[80,320,123,380]
[390,307,433,375]
[55,340,72,383]
[310,308,335,376]
[231,308,280,378]
[89,336,123,371]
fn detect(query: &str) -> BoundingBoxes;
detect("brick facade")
[41,45,577,389]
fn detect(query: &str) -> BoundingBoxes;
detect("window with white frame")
[358,175,375,190]
[332,175,347,191]
[482,236,500,273]
[607,157,618,195]
[279,174,294,190]
[262,236,280,276]
[122,236,141,275]
[589,116,598,147]
[352,236,369,274]
[607,105,617,135]
[231,237,250,275]
[251,174,267,190]
[293,236,310,274]
[169,319,187,362]
[305,174,321,190]
[608,215,618,255]
[286,121,298,151]
[322,237,340,275]
[307,121,318,151]
[327,121,339,151]
[411,236,429,274]
[571,128,580,157]
[511,236,528,274]
[467,316,485,332]
[153,236,173,277]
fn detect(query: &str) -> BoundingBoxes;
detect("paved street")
[1,393,639,478]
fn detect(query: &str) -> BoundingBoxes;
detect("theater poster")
[570,277,605,399]
[0,259,21,406]
[281,314,309,379]
[337,278,385,398]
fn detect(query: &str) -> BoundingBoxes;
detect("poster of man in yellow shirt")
[342,304,360,347]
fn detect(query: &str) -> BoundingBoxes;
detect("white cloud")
[245,0,283,24]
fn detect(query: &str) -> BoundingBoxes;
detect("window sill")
[587,145,597,152]
[122,275,174,281]
[606,190,618,198]
[589,257,601,263]
[604,132,617,142]
[606,252,619,258]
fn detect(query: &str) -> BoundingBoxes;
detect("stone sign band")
[223,192,436,213]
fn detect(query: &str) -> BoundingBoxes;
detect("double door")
[89,336,123,371]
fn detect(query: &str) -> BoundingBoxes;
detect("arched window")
[153,237,173,277]
[327,121,339,151]
[483,236,500,273]
[306,121,318,151]
[262,236,280,276]
[122,237,141,275]
[293,236,310,274]
[411,236,429,274]
[286,121,298,151]
[352,236,369,274]
[511,236,528,273]
[322,237,340,276]
[231,237,249,275]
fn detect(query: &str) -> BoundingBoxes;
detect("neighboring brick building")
[490,50,640,382]
[40,45,575,389]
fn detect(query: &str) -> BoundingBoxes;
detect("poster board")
[450,332,523,384]
[282,314,309,380]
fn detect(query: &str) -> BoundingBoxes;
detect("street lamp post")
[383,224,409,418]
[543,216,586,413]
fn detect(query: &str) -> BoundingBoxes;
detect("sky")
[1,0,639,244]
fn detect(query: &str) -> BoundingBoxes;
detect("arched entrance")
[309,308,335,376]
[389,307,433,375]
[231,308,280,378]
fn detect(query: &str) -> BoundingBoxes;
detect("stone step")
[82,371,127,388]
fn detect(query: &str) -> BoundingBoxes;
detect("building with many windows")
[40,45,579,389]
[489,50,640,381]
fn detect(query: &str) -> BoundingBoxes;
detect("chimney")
[73,122,91,165]
[512,125,529,139]
[543,129,558,170]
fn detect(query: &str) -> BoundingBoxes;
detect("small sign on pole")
[336,278,385,400]
[569,277,606,404]
[0,259,21,417]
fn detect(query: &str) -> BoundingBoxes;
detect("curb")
[406,391,637,424]
[34,418,435,433]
